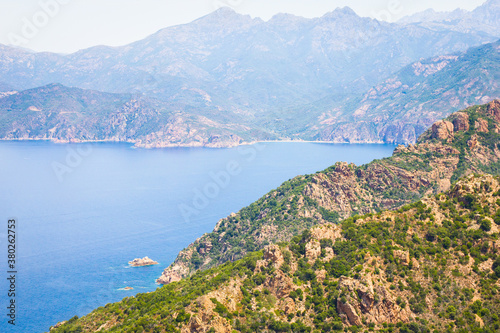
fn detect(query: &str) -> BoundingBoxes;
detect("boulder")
[264,270,295,298]
[468,134,478,149]
[281,297,296,315]
[431,120,454,140]
[475,118,489,133]
[337,299,363,326]
[305,239,321,263]
[128,256,158,267]
[263,244,285,268]
[394,250,410,265]
[337,276,411,326]
[452,112,470,132]
[487,100,500,123]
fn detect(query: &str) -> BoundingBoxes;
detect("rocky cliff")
[157,100,500,285]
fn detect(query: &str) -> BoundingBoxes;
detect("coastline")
[0,137,399,149]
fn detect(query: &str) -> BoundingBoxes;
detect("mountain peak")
[195,6,258,25]
[484,0,500,6]
[268,13,308,27]
[475,0,500,11]
[212,6,238,17]
[321,7,359,20]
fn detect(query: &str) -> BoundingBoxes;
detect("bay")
[0,141,394,332]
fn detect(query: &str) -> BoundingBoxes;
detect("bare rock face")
[452,112,470,132]
[449,176,500,220]
[281,297,296,315]
[468,134,479,149]
[431,120,454,140]
[337,299,363,326]
[305,240,321,263]
[50,321,67,331]
[394,250,410,265]
[316,269,327,282]
[337,276,411,326]
[157,269,183,284]
[157,260,190,284]
[475,118,489,133]
[198,239,213,255]
[263,244,285,268]
[323,247,335,261]
[184,280,242,333]
[409,258,419,271]
[487,100,500,123]
[185,299,232,333]
[304,223,342,264]
[310,223,342,241]
[264,270,295,298]
[128,256,158,267]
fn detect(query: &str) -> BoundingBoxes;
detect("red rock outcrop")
[128,256,158,267]
[452,112,470,132]
[475,118,489,133]
[431,120,454,140]
[337,276,411,326]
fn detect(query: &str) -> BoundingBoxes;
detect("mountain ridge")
[398,0,500,36]
[1,3,499,147]
[304,40,500,144]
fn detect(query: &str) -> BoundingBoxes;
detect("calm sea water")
[0,141,394,332]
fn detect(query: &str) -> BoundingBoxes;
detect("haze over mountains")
[399,0,500,36]
[0,0,499,147]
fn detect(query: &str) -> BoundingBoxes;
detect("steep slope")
[50,173,500,332]
[307,40,500,144]
[0,84,273,147]
[157,100,500,284]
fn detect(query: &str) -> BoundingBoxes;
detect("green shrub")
[480,219,492,231]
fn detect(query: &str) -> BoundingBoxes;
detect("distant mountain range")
[0,1,499,147]
[399,0,500,36]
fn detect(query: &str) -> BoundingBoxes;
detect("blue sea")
[0,141,394,332]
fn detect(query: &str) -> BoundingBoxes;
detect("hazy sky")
[0,0,487,54]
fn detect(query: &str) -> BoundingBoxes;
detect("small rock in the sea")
[128,256,159,267]
[124,287,133,290]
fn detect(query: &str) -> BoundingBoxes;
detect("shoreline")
[0,137,400,149]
